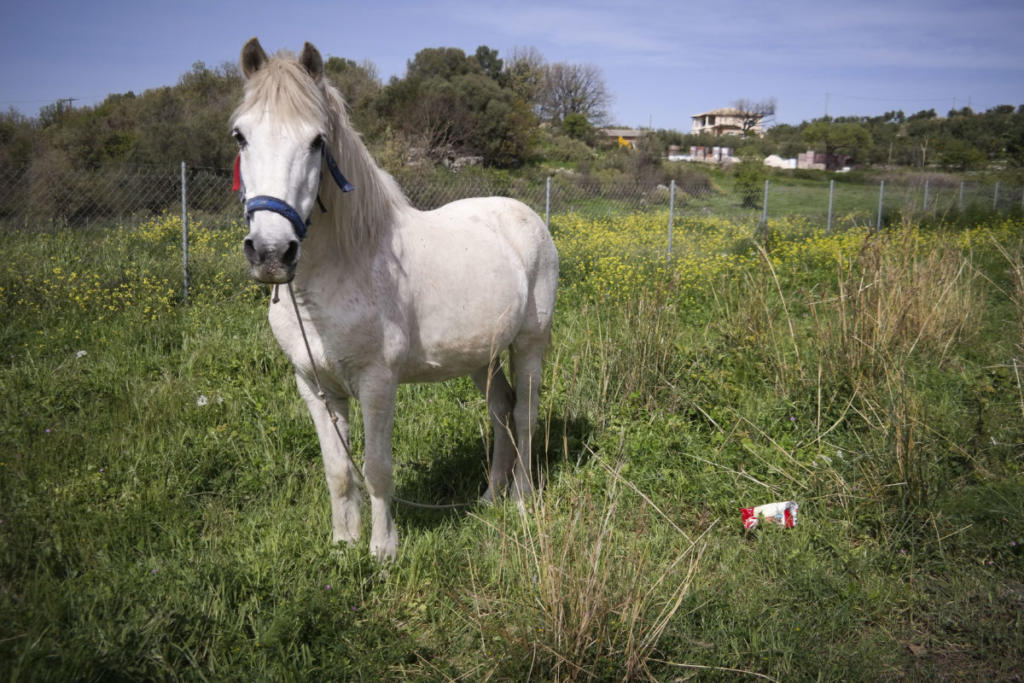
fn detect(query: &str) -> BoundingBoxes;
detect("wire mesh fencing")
[4,160,1020,305]
[1,161,1021,234]
[0,162,237,230]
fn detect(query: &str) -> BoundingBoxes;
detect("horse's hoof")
[332,529,360,545]
[371,544,397,563]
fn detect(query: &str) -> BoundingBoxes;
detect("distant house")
[600,128,645,148]
[764,150,850,171]
[797,150,827,170]
[690,108,764,137]
[688,145,737,164]
[667,144,738,164]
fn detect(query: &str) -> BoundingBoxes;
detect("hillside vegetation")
[2,44,1023,178]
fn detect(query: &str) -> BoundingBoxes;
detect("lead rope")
[277,282,475,511]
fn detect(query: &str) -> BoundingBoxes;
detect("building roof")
[601,128,645,138]
[691,107,763,119]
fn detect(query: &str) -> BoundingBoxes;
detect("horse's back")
[427,195,555,282]
[391,196,557,379]
[425,195,557,321]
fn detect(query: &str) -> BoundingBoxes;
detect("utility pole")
[55,97,77,124]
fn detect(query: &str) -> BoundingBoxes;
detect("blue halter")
[241,147,354,242]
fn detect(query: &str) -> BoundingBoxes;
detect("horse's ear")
[241,37,268,79]
[299,42,324,81]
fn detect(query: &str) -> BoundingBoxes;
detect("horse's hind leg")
[510,341,546,501]
[472,362,516,502]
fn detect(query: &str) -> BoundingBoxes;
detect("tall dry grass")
[462,459,707,682]
[708,227,986,512]
[826,231,982,375]
[817,231,984,507]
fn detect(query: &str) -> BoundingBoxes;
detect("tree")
[905,111,940,168]
[1005,106,1024,167]
[0,108,36,171]
[324,56,383,136]
[388,76,467,161]
[732,98,776,135]
[539,62,611,125]
[114,61,243,167]
[939,138,987,171]
[380,50,474,161]
[561,113,595,143]
[907,108,937,122]
[472,46,503,81]
[734,161,765,209]
[379,46,536,167]
[763,123,805,157]
[503,47,546,103]
[405,47,479,81]
[802,120,872,169]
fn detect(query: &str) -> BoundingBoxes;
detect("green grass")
[1,213,1023,680]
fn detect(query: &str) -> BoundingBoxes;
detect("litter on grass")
[741,501,798,529]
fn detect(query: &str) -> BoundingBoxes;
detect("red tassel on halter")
[232,154,242,192]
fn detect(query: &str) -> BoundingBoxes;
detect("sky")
[2,0,1023,131]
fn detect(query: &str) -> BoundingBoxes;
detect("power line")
[830,92,970,104]
[0,94,113,110]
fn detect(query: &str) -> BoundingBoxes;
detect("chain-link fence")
[1,161,1021,234]
[0,163,237,230]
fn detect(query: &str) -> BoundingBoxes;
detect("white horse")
[232,39,558,561]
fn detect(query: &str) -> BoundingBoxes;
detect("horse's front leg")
[296,375,361,545]
[359,374,399,561]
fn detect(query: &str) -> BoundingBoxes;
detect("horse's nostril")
[283,240,300,265]
[243,237,259,264]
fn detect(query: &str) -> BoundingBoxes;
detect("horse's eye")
[310,135,325,152]
[232,129,247,148]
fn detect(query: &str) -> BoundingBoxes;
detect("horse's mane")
[232,51,411,260]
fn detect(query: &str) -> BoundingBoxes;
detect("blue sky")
[2,0,1022,130]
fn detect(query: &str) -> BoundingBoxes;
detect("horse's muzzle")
[243,233,300,284]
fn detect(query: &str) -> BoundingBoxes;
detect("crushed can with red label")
[741,501,798,530]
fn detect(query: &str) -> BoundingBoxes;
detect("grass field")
[1,209,1023,680]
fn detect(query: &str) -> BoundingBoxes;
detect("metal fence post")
[667,179,675,256]
[993,181,1000,211]
[826,179,835,234]
[923,178,930,213]
[545,176,551,230]
[876,179,885,232]
[181,161,189,305]
[959,181,965,211]
[758,179,769,236]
